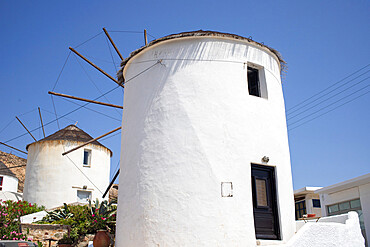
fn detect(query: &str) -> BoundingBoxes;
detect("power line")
[288,90,370,131]
[288,84,370,128]
[287,70,369,117]
[287,76,369,120]
[286,64,370,112]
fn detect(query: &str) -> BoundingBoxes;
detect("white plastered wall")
[116,37,295,246]
[319,183,370,245]
[0,175,18,192]
[23,141,110,209]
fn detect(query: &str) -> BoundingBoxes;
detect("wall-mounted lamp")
[262,156,269,163]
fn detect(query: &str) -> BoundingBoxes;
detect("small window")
[247,67,261,97]
[77,190,91,203]
[312,199,321,208]
[83,149,91,167]
[255,179,268,206]
[0,176,3,191]
[295,200,307,219]
[350,199,361,209]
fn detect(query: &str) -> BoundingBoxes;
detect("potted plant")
[57,234,74,247]
[89,199,116,247]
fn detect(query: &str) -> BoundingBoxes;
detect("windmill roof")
[117,30,286,83]
[26,125,112,156]
[0,161,18,178]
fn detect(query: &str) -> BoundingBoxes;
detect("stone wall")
[21,223,70,247]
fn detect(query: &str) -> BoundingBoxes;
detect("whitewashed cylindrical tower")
[23,125,111,209]
[116,31,295,246]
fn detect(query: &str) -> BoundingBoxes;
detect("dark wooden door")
[251,164,280,240]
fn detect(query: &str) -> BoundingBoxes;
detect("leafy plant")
[41,203,73,223]
[57,234,74,244]
[0,199,44,240]
[88,199,116,233]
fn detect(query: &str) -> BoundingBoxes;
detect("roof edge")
[26,139,113,157]
[117,30,286,83]
[316,173,370,194]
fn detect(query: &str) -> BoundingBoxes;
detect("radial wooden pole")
[38,107,46,138]
[0,142,28,155]
[69,47,124,87]
[62,126,121,156]
[144,29,148,45]
[48,91,123,109]
[103,168,120,198]
[103,27,123,60]
[16,117,37,142]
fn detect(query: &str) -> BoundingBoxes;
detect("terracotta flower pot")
[93,230,110,247]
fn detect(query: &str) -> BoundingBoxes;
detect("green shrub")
[0,199,44,240]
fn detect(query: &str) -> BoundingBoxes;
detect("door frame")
[251,163,281,240]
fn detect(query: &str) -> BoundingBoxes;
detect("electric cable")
[288,90,369,131]
[286,64,370,112]
[288,84,370,128]
[287,70,369,117]
[287,76,369,120]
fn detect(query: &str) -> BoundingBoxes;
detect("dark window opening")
[248,67,261,97]
[83,149,91,166]
[312,199,321,208]
[295,200,306,219]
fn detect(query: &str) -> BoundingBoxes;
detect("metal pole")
[62,126,121,156]
[69,47,124,87]
[38,107,46,138]
[103,168,120,198]
[16,116,37,141]
[48,91,123,109]
[144,29,148,45]
[0,142,28,155]
[103,27,123,60]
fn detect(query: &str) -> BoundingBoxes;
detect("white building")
[294,186,322,219]
[116,30,296,246]
[23,125,111,209]
[316,173,370,246]
[0,161,19,192]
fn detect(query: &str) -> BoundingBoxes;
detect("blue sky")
[0,0,369,190]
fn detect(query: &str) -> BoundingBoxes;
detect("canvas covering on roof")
[117,30,286,83]
[26,125,112,155]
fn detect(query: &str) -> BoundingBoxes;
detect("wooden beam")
[103,168,120,198]
[103,27,123,60]
[0,142,28,155]
[38,107,46,138]
[16,116,37,142]
[48,91,123,109]
[69,47,124,88]
[62,126,121,156]
[144,29,148,45]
